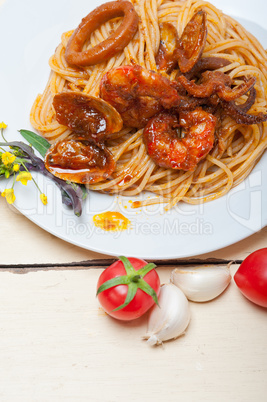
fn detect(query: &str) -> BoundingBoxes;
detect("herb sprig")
[0,122,87,216]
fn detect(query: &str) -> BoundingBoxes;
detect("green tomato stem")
[131,274,141,283]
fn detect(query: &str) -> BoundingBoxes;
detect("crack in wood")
[0,258,242,273]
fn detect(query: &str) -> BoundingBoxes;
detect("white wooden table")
[0,196,266,402]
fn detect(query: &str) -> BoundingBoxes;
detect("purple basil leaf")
[0,141,42,166]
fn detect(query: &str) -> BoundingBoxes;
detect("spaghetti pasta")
[30,0,267,210]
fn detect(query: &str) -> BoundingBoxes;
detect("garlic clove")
[170,265,231,302]
[143,283,190,346]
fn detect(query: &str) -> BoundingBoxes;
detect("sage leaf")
[19,129,50,158]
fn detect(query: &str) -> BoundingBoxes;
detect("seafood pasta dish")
[30,0,267,211]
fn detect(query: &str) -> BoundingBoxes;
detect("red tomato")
[234,248,267,308]
[97,257,160,321]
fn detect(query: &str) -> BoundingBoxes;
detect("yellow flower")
[13,164,20,172]
[2,152,16,166]
[16,171,32,185]
[40,193,47,205]
[1,188,16,204]
[0,122,7,130]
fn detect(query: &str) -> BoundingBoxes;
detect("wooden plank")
[0,265,266,401]
[0,198,266,264]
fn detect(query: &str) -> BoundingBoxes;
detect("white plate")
[0,0,266,259]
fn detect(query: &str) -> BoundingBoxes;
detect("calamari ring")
[65,1,139,67]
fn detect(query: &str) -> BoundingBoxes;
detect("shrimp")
[143,109,216,171]
[99,64,181,128]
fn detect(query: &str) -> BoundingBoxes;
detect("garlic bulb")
[171,265,231,302]
[143,283,190,346]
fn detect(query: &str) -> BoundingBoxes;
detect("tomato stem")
[131,274,141,283]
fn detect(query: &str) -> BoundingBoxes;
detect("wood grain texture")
[0,197,266,264]
[0,265,266,402]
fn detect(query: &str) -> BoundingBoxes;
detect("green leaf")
[112,282,138,312]
[138,279,159,306]
[96,275,130,296]
[119,256,136,275]
[19,129,50,158]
